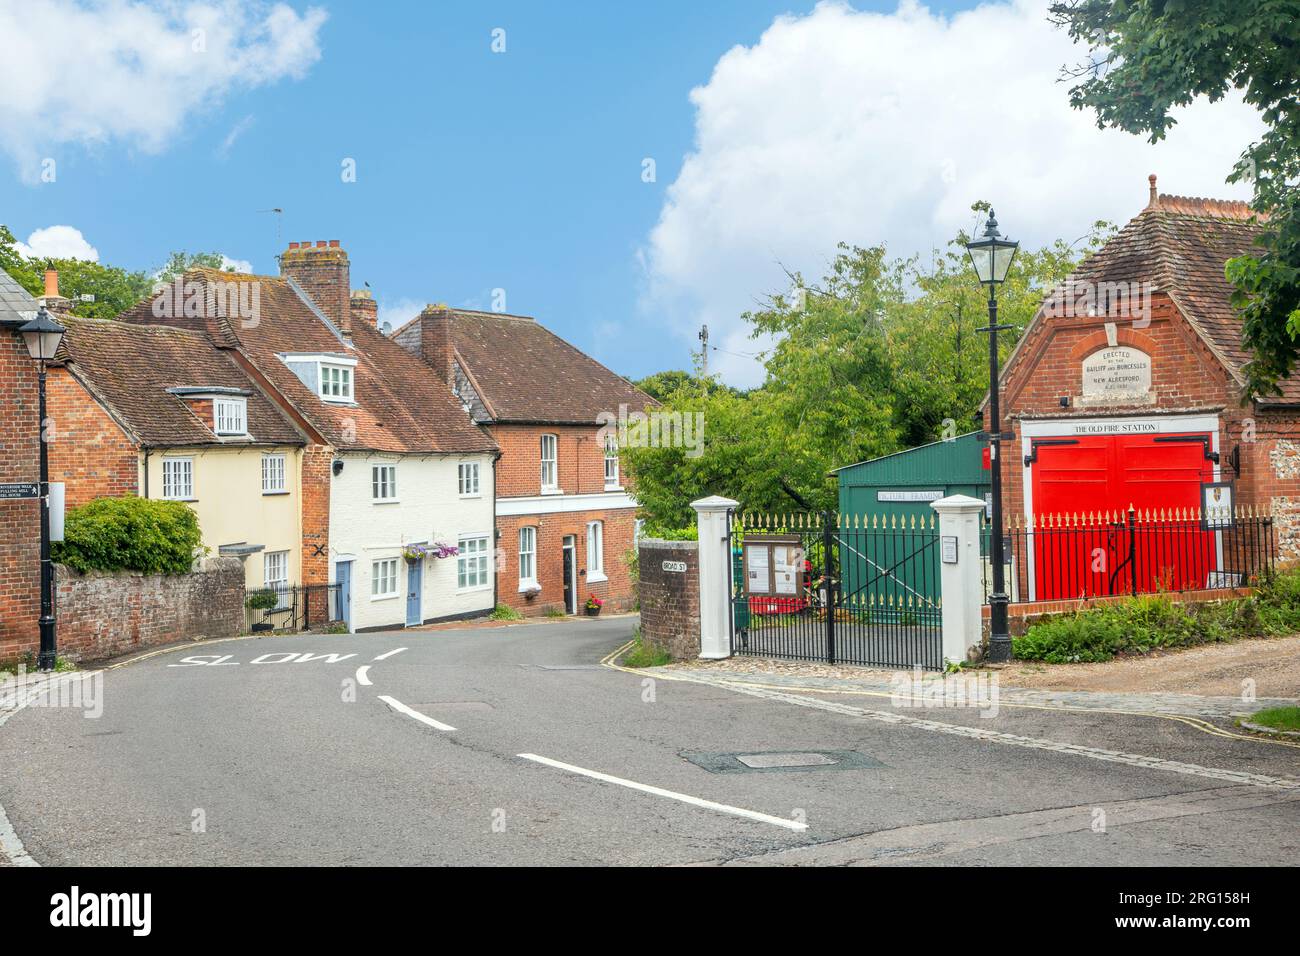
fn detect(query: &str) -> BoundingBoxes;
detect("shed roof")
[833,431,988,486]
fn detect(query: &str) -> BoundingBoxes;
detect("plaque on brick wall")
[1080,346,1152,404]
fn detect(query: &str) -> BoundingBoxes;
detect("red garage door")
[1029,432,1217,600]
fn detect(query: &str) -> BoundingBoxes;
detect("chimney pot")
[329,240,340,248]
[288,241,300,250]
[316,240,327,248]
[1148,173,1158,208]
[43,269,58,298]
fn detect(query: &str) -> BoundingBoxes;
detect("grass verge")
[621,629,672,668]
[1248,706,1300,732]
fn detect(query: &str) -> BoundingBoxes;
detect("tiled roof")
[1004,191,1279,399]
[117,270,498,454]
[60,317,304,447]
[393,308,656,424]
[0,268,37,326]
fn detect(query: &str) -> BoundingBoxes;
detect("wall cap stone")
[638,538,699,551]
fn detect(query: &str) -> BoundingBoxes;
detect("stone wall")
[637,538,699,659]
[53,556,245,663]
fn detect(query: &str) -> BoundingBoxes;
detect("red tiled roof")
[118,270,498,454]
[392,308,656,424]
[60,317,304,447]
[1003,191,1278,399]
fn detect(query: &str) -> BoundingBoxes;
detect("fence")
[245,583,343,633]
[982,506,1275,604]
[729,511,944,669]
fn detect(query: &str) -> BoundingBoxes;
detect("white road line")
[355,666,372,686]
[378,695,455,732]
[373,647,408,661]
[517,753,808,832]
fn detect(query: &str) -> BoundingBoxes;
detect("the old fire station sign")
[1081,346,1152,404]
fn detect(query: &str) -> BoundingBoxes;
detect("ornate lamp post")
[967,211,1018,663]
[18,306,67,671]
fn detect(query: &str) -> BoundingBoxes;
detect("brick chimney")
[38,268,72,314]
[350,289,378,329]
[281,240,351,334]
[391,305,456,383]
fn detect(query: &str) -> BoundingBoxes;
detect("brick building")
[119,243,501,631]
[990,176,1300,599]
[394,307,655,615]
[0,269,41,664]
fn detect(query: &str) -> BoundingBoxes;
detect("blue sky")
[0,1,1258,385]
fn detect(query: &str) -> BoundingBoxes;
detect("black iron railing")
[246,583,343,633]
[981,507,1274,604]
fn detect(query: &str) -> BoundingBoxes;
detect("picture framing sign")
[1201,480,1235,531]
[742,534,804,597]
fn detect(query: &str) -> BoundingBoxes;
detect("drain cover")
[681,750,883,774]
[736,752,836,769]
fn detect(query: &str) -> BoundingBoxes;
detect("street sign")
[0,483,38,500]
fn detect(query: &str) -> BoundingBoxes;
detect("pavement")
[0,617,1297,866]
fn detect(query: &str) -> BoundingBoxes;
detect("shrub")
[1013,568,1300,663]
[488,603,523,621]
[246,589,279,611]
[53,496,205,575]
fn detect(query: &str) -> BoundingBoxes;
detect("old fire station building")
[991,177,1300,597]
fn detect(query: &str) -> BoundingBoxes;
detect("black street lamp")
[967,211,1018,664]
[18,306,67,672]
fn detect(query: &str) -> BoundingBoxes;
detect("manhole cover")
[736,752,836,769]
[681,750,884,774]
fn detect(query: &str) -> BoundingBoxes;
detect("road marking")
[373,647,407,661]
[355,666,372,686]
[708,683,1300,791]
[378,695,455,732]
[517,753,808,832]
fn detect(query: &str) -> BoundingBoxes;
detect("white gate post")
[692,495,739,659]
[930,494,986,665]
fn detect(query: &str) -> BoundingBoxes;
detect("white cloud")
[640,0,1265,386]
[218,114,256,158]
[220,254,253,273]
[377,297,425,334]
[0,1,327,180]
[14,225,99,261]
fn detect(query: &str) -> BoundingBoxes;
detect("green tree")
[1050,0,1300,399]
[154,250,233,286]
[0,225,152,318]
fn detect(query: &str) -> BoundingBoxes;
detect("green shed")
[831,432,990,609]
[833,431,990,522]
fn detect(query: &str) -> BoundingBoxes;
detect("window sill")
[586,572,608,584]
[459,494,483,500]
[320,397,357,406]
[604,484,623,492]
[540,488,563,496]
[163,497,198,503]
[262,490,290,497]
[457,585,492,595]
[372,499,400,505]
[517,581,540,593]
[370,593,399,602]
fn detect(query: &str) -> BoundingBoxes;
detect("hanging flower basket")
[402,544,429,564]
[403,542,458,563]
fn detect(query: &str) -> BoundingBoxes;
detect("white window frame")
[458,461,480,497]
[261,453,287,494]
[518,527,537,590]
[540,433,558,493]
[320,363,354,403]
[586,520,605,582]
[371,558,399,600]
[603,435,620,490]
[213,397,247,436]
[457,535,491,592]
[372,464,398,502]
[263,550,290,608]
[161,457,194,500]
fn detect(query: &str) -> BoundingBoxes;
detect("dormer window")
[320,363,353,402]
[214,397,247,435]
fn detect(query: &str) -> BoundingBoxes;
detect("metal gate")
[729,510,943,670]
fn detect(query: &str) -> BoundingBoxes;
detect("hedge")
[1012,569,1300,663]
[53,496,205,575]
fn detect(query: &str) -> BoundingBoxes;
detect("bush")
[488,603,523,621]
[53,496,205,575]
[246,589,279,611]
[1013,569,1300,663]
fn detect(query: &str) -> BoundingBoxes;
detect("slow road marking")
[517,753,808,832]
[373,647,408,661]
[355,666,372,686]
[378,695,456,732]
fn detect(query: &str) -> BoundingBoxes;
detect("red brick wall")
[637,539,700,659]
[301,443,332,589]
[496,507,637,615]
[0,330,41,664]
[492,423,613,497]
[46,366,139,507]
[55,557,245,663]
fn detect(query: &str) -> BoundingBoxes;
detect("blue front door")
[336,561,353,631]
[406,560,422,627]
